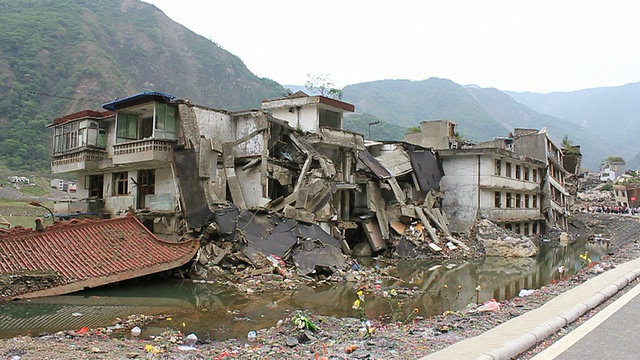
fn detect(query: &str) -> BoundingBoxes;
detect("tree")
[561,135,580,154]
[305,74,343,100]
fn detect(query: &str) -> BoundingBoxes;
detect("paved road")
[420,257,640,359]
[532,278,640,359]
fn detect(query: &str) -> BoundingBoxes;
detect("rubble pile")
[474,219,537,257]
[188,198,474,292]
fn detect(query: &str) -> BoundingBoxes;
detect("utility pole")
[368,121,380,140]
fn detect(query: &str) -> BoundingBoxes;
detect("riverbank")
[1,212,638,359]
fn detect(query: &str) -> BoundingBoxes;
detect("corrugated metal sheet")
[102,91,175,111]
[0,215,198,300]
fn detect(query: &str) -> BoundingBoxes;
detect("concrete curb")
[476,267,640,360]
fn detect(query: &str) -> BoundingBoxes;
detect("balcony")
[112,139,175,166]
[479,208,544,223]
[51,149,107,174]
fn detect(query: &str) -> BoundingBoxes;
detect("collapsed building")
[48,91,449,277]
[405,120,582,234]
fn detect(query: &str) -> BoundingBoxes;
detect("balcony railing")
[112,139,174,165]
[51,149,107,173]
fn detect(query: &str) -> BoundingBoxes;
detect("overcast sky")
[144,0,639,94]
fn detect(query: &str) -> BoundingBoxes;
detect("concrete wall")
[513,133,547,164]
[441,156,479,232]
[271,105,318,132]
[192,106,233,143]
[236,165,263,207]
[103,171,134,215]
[234,114,264,158]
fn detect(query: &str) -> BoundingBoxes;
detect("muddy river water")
[0,239,610,341]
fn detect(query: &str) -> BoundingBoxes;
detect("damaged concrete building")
[49,91,449,276]
[405,120,579,234]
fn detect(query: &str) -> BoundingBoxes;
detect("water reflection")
[0,239,610,341]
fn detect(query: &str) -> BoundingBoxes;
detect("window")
[505,223,512,231]
[505,162,512,178]
[138,170,156,195]
[495,191,501,207]
[514,224,521,234]
[524,223,530,235]
[515,165,521,179]
[533,195,538,208]
[113,172,129,195]
[53,120,107,154]
[524,194,530,208]
[516,193,521,208]
[506,192,513,208]
[116,103,178,143]
[524,166,530,181]
[116,113,139,142]
[494,159,502,176]
[532,169,538,182]
[155,104,177,139]
[532,222,538,234]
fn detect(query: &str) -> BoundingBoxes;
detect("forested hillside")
[342,78,608,170]
[0,0,285,171]
[507,82,640,169]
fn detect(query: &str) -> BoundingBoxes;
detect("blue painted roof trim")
[102,91,176,111]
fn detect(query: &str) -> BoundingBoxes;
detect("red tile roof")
[0,215,198,300]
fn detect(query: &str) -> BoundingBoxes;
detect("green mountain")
[342,78,608,170]
[0,0,285,171]
[342,78,507,141]
[343,113,408,141]
[506,82,640,169]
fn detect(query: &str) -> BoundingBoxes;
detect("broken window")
[113,172,129,195]
[514,223,521,234]
[532,222,538,234]
[505,223,512,231]
[136,169,155,209]
[505,162,512,178]
[515,164,521,179]
[515,193,521,208]
[524,223,529,235]
[524,194,530,208]
[494,159,501,176]
[85,174,104,198]
[506,192,513,208]
[532,169,538,182]
[532,195,538,208]
[524,166,529,181]
[494,191,501,207]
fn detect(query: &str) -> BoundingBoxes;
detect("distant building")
[51,179,64,190]
[406,121,545,234]
[600,159,626,182]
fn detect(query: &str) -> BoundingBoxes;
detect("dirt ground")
[1,211,639,360]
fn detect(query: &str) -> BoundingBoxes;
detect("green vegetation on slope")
[0,0,285,172]
[342,78,509,141]
[343,113,408,141]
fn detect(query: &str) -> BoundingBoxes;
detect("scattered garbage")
[477,299,501,313]
[518,289,535,297]
[247,330,257,342]
[183,333,198,346]
[130,326,141,337]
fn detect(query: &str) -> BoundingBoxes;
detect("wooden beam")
[416,207,440,244]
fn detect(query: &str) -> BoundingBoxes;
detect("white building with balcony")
[437,147,545,235]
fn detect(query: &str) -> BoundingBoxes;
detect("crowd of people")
[582,205,640,215]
